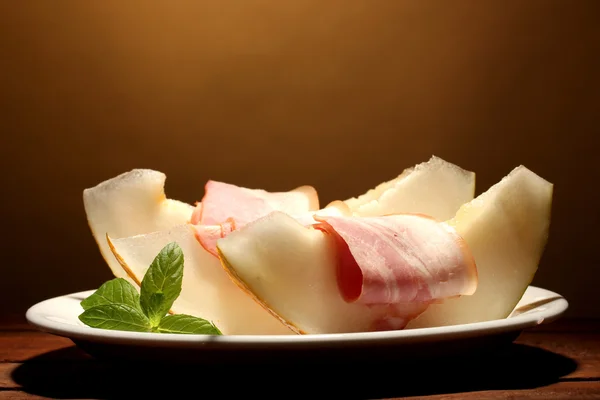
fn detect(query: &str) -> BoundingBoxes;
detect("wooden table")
[1,317,599,399]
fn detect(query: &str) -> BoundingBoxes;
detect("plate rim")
[25,285,568,348]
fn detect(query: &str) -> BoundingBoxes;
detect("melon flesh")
[406,166,553,328]
[107,224,293,335]
[83,169,194,283]
[217,212,431,334]
[345,155,475,220]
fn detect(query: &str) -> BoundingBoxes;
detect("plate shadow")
[12,338,578,399]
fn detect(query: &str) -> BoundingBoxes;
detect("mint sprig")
[78,242,222,335]
[139,242,184,326]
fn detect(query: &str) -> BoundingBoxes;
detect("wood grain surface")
[1,318,598,399]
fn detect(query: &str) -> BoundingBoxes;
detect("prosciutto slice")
[192,218,236,257]
[191,180,327,255]
[190,180,319,227]
[314,214,478,305]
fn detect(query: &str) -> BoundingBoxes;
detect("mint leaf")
[157,314,222,335]
[144,292,165,323]
[139,242,184,327]
[78,304,151,332]
[79,242,222,335]
[80,278,141,311]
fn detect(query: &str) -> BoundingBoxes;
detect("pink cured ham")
[314,214,477,306]
[190,180,319,256]
[191,180,319,227]
[192,218,236,257]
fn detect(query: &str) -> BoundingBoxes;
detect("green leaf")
[78,242,219,336]
[80,278,141,311]
[139,242,184,327]
[143,292,165,324]
[156,314,222,335]
[78,304,151,332]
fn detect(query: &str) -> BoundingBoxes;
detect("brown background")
[1,1,599,318]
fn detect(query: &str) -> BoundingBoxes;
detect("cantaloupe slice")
[83,169,194,284]
[107,224,294,335]
[216,212,475,334]
[406,166,553,328]
[217,212,427,333]
[345,155,475,220]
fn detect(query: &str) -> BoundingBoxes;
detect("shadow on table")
[11,340,578,400]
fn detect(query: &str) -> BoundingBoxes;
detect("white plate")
[25,285,568,362]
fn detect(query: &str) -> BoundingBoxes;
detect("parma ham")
[313,214,478,305]
[193,218,236,257]
[190,180,319,226]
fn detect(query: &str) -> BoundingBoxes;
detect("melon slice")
[345,155,475,220]
[290,200,353,226]
[83,169,194,284]
[107,224,293,335]
[406,166,553,328]
[216,212,469,334]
